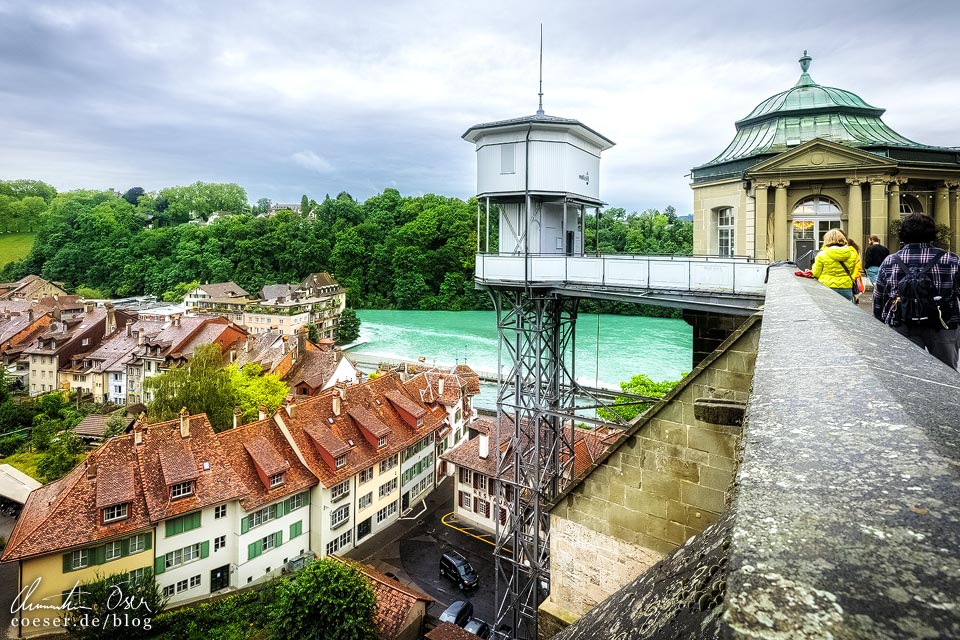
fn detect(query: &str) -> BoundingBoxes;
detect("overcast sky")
[2,0,959,214]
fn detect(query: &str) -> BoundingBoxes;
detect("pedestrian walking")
[873,213,960,370]
[863,235,890,284]
[812,228,858,300]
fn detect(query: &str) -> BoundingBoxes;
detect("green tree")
[227,363,289,424]
[63,568,166,639]
[161,280,200,303]
[270,558,376,640]
[102,413,128,439]
[37,431,84,481]
[145,344,234,431]
[256,197,272,214]
[300,194,310,216]
[597,372,685,422]
[306,323,320,343]
[335,308,361,345]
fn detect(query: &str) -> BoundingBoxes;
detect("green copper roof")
[697,51,930,169]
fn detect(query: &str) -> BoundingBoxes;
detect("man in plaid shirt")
[873,213,960,370]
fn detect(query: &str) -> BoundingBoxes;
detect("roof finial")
[536,24,544,116]
[799,50,812,73]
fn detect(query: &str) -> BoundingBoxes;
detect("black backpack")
[891,250,949,329]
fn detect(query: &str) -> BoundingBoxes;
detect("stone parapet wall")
[541,313,759,632]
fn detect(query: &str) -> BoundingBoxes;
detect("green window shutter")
[165,518,177,537]
[247,540,262,561]
[144,533,152,551]
[276,530,282,546]
[154,556,166,575]
[303,491,310,505]
[63,553,73,574]
[200,540,210,559]
[120,538,129,557]
[94,546,106,565]
[191,511,201,530]
[278,501,287,517]
[290,520,302,539]
[241,516,250,535]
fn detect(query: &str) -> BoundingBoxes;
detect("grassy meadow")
[0,233,34,267]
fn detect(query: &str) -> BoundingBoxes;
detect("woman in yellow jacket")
[812,228,859,300]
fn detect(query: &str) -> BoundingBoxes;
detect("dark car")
[464,617,491,639]
[439,599,474,627]
[440,551,479,590]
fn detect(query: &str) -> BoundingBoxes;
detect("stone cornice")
[773,180,791,189]
[845,177,866,186]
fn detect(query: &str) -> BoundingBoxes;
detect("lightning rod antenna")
[537,24,544,116]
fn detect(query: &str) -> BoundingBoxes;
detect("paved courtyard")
[346,478,501,629]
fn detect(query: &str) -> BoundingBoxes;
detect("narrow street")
[345,478,500,628]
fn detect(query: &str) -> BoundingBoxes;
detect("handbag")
[837,260,859,296]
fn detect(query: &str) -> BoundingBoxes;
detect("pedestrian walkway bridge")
[474,254,767,315]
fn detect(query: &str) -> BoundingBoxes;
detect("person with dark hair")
[873,213,960,369]
[863,234,889,283]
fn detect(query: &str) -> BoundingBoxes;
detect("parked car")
[440,551,479,590]
[464,617,491,639]
[439,600,474,627]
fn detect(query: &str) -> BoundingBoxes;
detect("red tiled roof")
[95,451,136,508]
[280,372,446,488]
[158,440,199,485]
[1,436,153,562]
[217,418,318,511]
[284,348,339,390]
[304,422,351,459]
[242,435,291,477]
[329,556,433,639]
[384,389,428,419]
[348,405,392,439]
[136,414,245,522]
[425,621,483,640]
[199,282,249,298]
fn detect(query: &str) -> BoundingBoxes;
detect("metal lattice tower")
[491,290,579,640]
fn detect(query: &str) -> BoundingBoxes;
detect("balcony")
[474,253,768,313]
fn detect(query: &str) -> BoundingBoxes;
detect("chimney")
[85,460,98,480]
[282,335,289,354]
[27,308,34,322]
[138,327,145,346]
[173,315,181,328]
[126,322,132,337]
[438,377,445,396]
[285,403,296,418]
[258,405,268,420]
[297,327,306,359]
[356,371,363,384]
[246,335,253,353]
[134,428,143,446]
[179,407,190,438]
[105,302,116,333]
[332,395,341,416]
[233,407,243,429]
[479,433,489,460]
[84,301,94,313]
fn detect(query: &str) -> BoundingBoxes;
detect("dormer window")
[269,473,285,488]
[170,481,193,499]
[335,454,347,469]
[102,503,129,523]
[377,435,387,449]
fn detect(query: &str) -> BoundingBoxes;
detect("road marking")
[440,512,512,555]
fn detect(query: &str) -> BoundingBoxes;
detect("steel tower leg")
[492,289,578,640]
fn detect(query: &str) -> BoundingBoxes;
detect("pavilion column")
[773,180,790,260]
[948,183,959,252]
[753,182,770,260]
[868,177,890,247]
[845,178,864,246]
[934,182,951,231]
[888,179,904,230]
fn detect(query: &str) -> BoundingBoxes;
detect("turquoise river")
[348,310,692,409]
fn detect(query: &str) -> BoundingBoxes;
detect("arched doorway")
[791,195,842,269]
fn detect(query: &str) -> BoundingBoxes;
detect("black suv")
[440,551,479,590]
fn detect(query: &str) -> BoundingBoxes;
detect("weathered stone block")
[698,465,734,492]
[640,475,681,501]
[659,421,688,446]
[623,485,667,518]
[709,452,738,472]
[644,515,688,546]
[680,481,727,513]
[607,480,625,506]
[694,397,746,426]
[687,428,738,458]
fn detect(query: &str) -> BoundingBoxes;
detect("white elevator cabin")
[463,109,615,257]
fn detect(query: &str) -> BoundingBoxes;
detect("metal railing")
[474,253,768,296]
